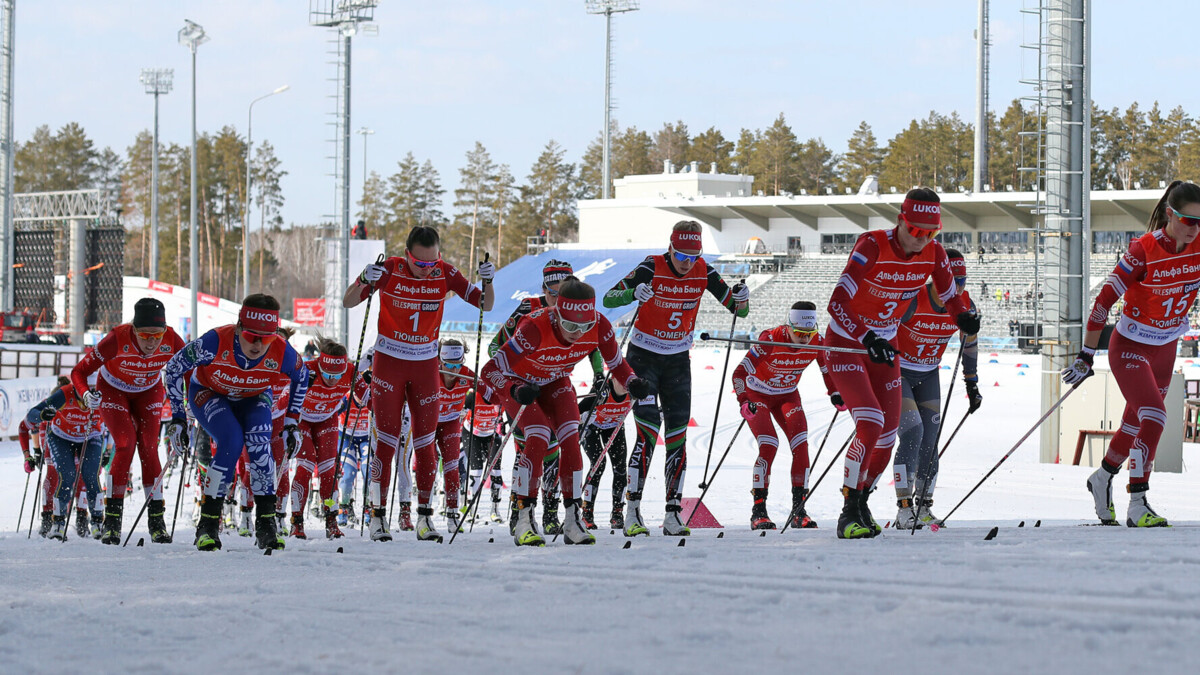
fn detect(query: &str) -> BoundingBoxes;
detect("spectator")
[352,219,368,240]
[980,280,988,296]
[1004,290,1011,305]
[1008,319,1019,337]
[977,245,985,265]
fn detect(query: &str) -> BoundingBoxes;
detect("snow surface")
[3,350,1200,674]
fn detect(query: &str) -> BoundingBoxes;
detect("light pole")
[355,126,373,239]
[244,84,290,296]
[178,20,207,338]
[585,0,639,199]
[140,68,173,281]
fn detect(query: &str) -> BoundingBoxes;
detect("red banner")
[149,280,173,294]
[198,293,219,307]
[293,298,326,326]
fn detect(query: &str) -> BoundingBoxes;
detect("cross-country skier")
[286,337,353,540]
[434,338,473,535]
[462,390,505,522]
[336,364,372,527]
[732,301,836,530]
[69,297,186,544]
[343,225,494,542]
[891,249,981,529]
[479,276,649,546]
[603,220,749,537]
[825,188,978,539]
[26,377,105,541]
[162,294,309,551]
[1066,180,1200,527]
[578,377,632,530]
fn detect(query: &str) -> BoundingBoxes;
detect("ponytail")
[1148,180,1200,232]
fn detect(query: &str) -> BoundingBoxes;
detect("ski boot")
[512,497,545,547]
[275,512,288,537]
[237,507,254,537]
[916,496,943,528]
[324,501,345,540]
[290,513,307,540]
[859,488,882,537]
[1087,464,1119,525]
[369,507,393,542]
[1126,484,1169,528]
[75,509,91,539]
[337,501,351,527]
[194,495,223,551]
[542,496,563,536]
[38,512,52,538]
[750,488,776,530]
[147,499,173,543]
[787,487,817,529]
[90,512,104,540]
[836,487,873,540]
[610,502,625,531]
[396,502,414,531]
[48,515,67,541]
[894,497,920,530]
[254,495,285,551]
[489,488,504,523]
[509,496,519,536]
[415,506,443,542]
[663,498,691,536]
[580,500,598,530]
[100,497,123,545]
[445,506,464,535]
[563,499,596,545]
[623,494,649,537]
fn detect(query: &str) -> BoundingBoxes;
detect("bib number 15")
[1160,297,1191,317]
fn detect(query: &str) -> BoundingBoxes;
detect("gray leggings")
[893,367,941,496]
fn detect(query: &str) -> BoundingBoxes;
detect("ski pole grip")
[700,332,711,340]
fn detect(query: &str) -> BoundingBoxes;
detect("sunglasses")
[241,330,277,345]
[559,318,596,334]
[672,250,701,264]
[407,251,441,268]
[134,329,166,340]
[900,214,941,240]
[320,369,345,381]
[443,362,463,369]
[1169,206,1200,228]
[544,286,560,297]
[790,326,818,337]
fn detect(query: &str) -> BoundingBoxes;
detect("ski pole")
[168,441,190,541]
[779,431,854,535]
[699,332,869,355]
[26,462,43,539]
[686,418,746,527]
[124,438,182,547]
[451,404,526,544]
[466,413,522,529]
[470,251,490,401]
[806,409,841,475]
[16,469,32,534]
[335,253,383,484]
[700,291,742,486]
[359,431,375,536]
[576,305,641,437]
[583,411,632,485]
[911,345,963,535]
[936,382,1082,529]
[937,411,970,460]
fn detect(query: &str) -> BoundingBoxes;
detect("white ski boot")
[512,498,545,547]
[562,499,596,545]
[1126,487,1169,528]
[893,497,920,529]
[662,500,691,537]
[237,509,254,537]
[623,496,649,537]
[1086,466,1118,525]
[415,507,443,542]
[48,516,67,541]
[916,497,942,527]
[369,507,393,542]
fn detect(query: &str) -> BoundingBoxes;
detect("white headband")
[440,344,465,361]
[788,308,817,331]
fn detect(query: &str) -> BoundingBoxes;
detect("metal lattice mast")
[310,0,376,347]
[0,0,15,311]
[586,1,639,200]
[973,0,990,193]
[140,69,173,281]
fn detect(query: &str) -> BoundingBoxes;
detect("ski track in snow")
[3,351,1200,673]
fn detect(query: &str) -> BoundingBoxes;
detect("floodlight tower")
[140,68,173,281]
[973,0,990,193]
[310,0,377,347]
[0,0,15,311]
[586,0,639,200]
[178,20,208,338]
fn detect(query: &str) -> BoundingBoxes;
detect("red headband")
[319,353,348,375]
[671,230,703,253]
[239,307,279,334]
[900,198,941,229]
[948,257,967,277]
[557,297,595,323]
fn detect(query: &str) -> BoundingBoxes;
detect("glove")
[592,371,606,392]
[634,283,654,303]
[830,393,847,411]
[82,390,102,410]
[955,311,981,335]
[511,382,540,406]
[361,370,372,385]
[283,423,303,459]
[578,394,598,414]
[861,330,896,365]
[359,263,385,285]
[477,260,495,282]
[30,447,42,469]
[39,407,57,422]
[23,456,35,474]
[626,377,651,400]
[165,418,189,455]
[731,282,750,303]
[965,380,983,414]
[1061,349,1094,386]
[739,400,758,421]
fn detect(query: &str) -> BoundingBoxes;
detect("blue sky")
[11,1,1194,227]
